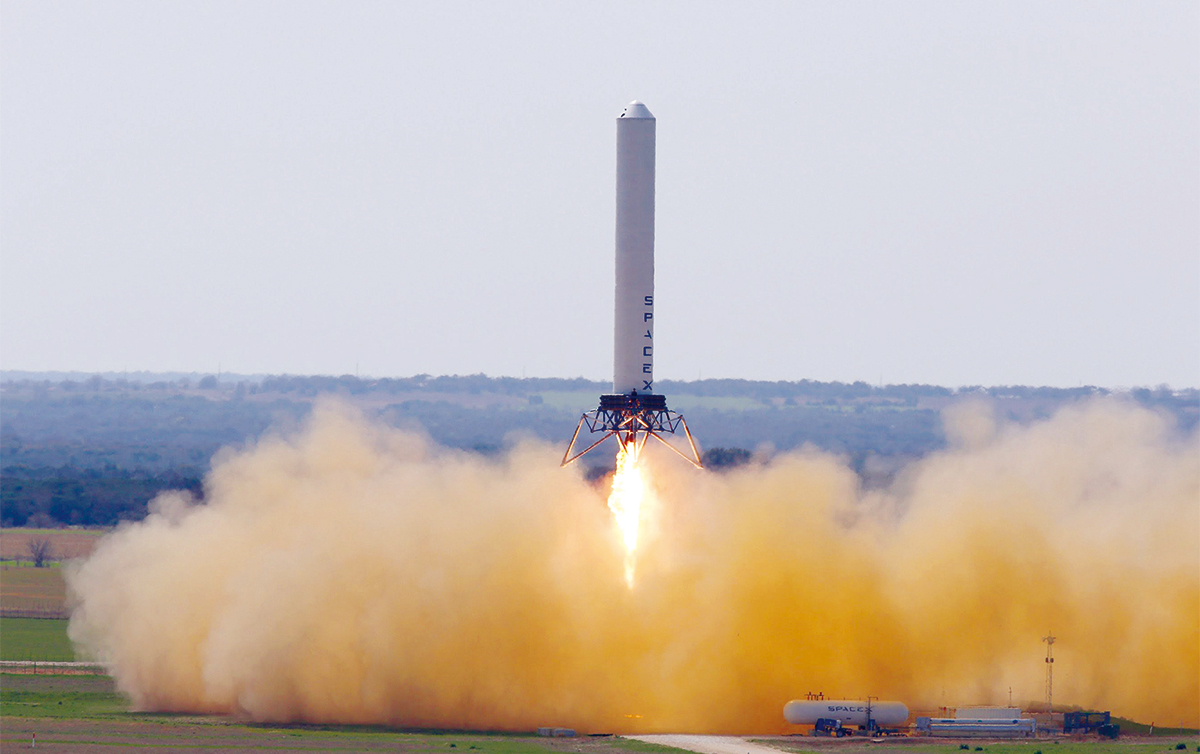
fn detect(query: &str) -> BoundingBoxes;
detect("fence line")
[0,660,105,675]
[0,605,69,619]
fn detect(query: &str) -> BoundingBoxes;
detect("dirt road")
[626,735,788,754]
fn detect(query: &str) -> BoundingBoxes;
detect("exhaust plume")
[67,397,1199,731]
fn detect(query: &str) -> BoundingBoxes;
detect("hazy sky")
[2,1,1196,388]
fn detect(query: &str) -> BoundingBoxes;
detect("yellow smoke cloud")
[66,397,1199,732]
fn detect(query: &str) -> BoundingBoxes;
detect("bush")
[1174,744,1185,751]
[27,537,53,567]
[959,746,969,751]
[702,447,752,470]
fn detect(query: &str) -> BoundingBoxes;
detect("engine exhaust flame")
[608,441,648,587]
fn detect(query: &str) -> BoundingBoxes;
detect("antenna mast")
[1043,633,1056,714]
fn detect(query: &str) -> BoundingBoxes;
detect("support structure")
[1043,632,1056,714]
[561,392,702,467]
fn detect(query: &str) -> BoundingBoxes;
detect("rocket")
[613,100,657,399]
[561,101,702,468]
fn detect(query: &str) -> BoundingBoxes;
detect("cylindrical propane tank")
[783,700,909,727]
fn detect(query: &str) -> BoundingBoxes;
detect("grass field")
[1112,721,1200,738]
[619,742,705,754]
[0,562,67,600]
[1,673,122,717]
[1,673,693,753]
[762,744,1200,754]
[536,391,623,411]
[656,394,766,411]
[0,617,75,660]
[0,562,69,619]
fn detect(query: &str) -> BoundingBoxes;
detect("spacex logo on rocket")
[561,101,702,468]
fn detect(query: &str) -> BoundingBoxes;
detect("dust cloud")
[66,397,1198,732]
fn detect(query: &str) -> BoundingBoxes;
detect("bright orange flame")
[608,441,647,587]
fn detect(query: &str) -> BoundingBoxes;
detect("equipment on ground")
[1097,723,1120,739]
[1063,711,1115,735]
[813,718,849,737]
[915,717,1037,738]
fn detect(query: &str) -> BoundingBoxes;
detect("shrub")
[27,537,54,568]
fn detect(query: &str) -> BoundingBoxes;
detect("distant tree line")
[0,392,305,471]
[11,372,1190,406]
[256,373,609,397]
[2,373,1194,527]
[1,466,203,527]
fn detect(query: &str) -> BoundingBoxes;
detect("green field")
[1,673,693,753]
[1113,720,1200,738]
[535,391,618,411]
[0,617,74,661]
[661,394,765,411]
[1,674,124,718]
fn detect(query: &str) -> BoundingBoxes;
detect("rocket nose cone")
[618,100,654,119]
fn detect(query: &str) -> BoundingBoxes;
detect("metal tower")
[1043,633,1056,713]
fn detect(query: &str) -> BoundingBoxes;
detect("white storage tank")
[784,700,909,727]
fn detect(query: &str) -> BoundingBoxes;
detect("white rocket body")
[613,101,655,395]
[560,100,702,469]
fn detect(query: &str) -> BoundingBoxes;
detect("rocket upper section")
[619,100,654,119]
[614,101,656,395]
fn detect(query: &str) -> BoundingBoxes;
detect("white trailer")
[915,717,1038,738]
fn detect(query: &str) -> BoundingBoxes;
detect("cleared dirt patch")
[629,735,789,754]
[0,527,107,562]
